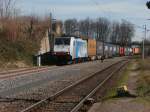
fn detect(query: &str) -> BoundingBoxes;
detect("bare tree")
[64,19,78,35]
[0,0,16,19]
[119,20,134,46]
[96,17,111,42]
[110,21,120,44]
[63,17,134,47]
[79,18,92,38]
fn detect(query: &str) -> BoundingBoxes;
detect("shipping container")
[115,45,120,56]
[112,44,117,56]
[104,44,109,58]
[108,44,113,58]
[132,47,140,55]
[119,47,125,56]
[104,43,113,58]
[96,41,103,59]
[125,47,132,56]
[87,39,97,60]
[112,45,118,56]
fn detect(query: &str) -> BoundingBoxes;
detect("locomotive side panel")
[54,37,72,64]
[70,38,88,60]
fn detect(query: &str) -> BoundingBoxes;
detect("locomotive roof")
[55,36,80,39]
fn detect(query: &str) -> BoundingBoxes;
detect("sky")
[17,0,150,41]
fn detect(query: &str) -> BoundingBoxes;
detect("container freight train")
[53,36,132,64]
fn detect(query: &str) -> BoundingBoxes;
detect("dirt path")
[88,60,150,112]
[126,61,139,95]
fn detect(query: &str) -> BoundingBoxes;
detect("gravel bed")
[0,57,125,112]
[0,58,125,100]
[10,80,73,100]
[0,57,124,100]
[0,101,33,112]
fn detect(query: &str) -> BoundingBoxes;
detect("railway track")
[0,66,58,79]
[0,57,125,80]
[20,60,128,112]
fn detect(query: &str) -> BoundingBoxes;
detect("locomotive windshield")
[55,38,71,45]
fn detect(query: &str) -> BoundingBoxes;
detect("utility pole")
[102,35,105,58]
[49,13,54,52]
[143,25,147,60]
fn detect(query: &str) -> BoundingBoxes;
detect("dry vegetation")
[137,58,150,98]
[102,58,150,104]
[0,0,50,68]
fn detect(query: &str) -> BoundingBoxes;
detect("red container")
[119,47,125,56]
[132,48,140,55]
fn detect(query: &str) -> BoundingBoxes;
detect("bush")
[0,16,49,67]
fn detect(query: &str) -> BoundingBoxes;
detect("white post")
[37,52,41,67]
[38,55,41,67]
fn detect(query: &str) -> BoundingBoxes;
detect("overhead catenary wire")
[89,0,150,31]
[132,23,150,31]
[88,0,111,19]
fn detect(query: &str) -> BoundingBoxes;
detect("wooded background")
[0,0,135,67]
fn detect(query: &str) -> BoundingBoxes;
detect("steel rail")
[20,60,126,112]
[0,66,49,75]
[70,60,128,112]
[0,66,58,79]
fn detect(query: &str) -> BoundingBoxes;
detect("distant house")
[39,30,50,55]
[39,20,63,55]
[53,20,63,37]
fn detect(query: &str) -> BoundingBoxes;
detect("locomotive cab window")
[55,38,71,45]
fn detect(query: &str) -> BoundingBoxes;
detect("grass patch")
[133,97,150,105]
[136,58,150,98]
[117,62,132,85]
[102,58,150,105]
[103,62,133,100]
